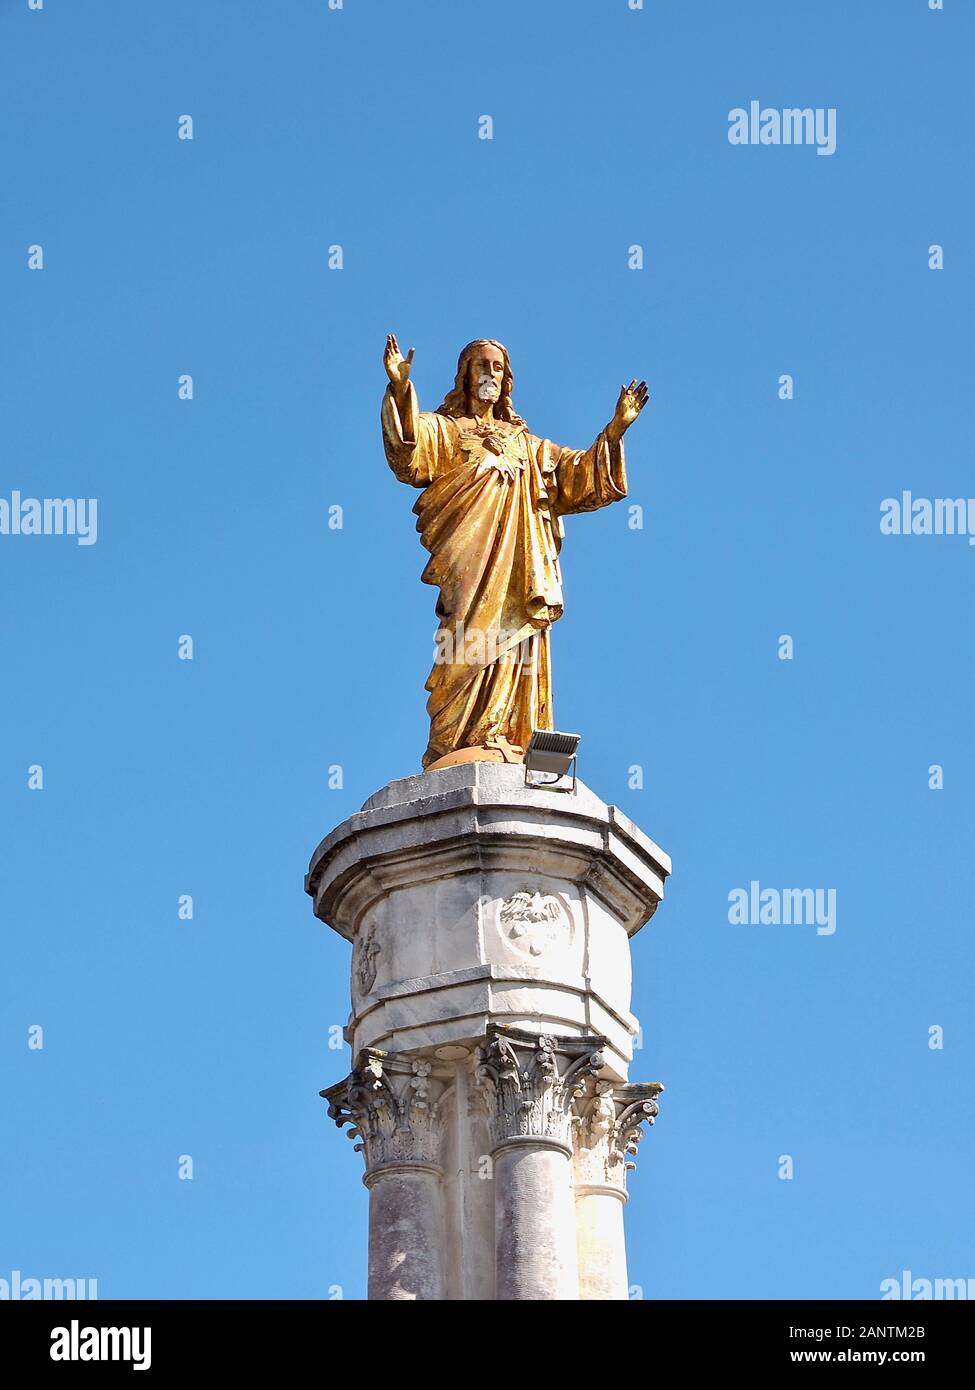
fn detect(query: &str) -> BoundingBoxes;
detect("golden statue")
[382,335,649,771]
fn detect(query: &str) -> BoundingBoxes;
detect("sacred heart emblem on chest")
[460,428,527,479]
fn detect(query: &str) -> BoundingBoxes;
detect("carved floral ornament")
[322,1051,450,1173]
[469,1030,664,1177]
[572,1077,664,1193]
[322,1033,663,1189]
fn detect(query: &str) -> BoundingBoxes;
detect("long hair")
[435,339,526,425]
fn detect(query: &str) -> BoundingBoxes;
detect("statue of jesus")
[382,335,649,771]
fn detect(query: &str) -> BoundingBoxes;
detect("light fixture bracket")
[523,729,580,793]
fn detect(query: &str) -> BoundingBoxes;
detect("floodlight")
[524,730,580,790]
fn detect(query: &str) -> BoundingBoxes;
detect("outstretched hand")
[608,379,649,442]
[384,333,414,397]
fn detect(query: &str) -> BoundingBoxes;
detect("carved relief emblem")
[355,924,380,995]
[497,890,571,958]
[459,427,527,479]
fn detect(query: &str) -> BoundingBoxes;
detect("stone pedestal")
[307,763,671,1301]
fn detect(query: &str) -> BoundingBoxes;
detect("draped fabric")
[382,383,627,767]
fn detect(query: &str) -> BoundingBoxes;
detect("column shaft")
[494,1141,579,1300]
[575,1187,629,1299]
[366,1166,445,1300]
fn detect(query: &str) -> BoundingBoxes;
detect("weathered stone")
[309,764,671,1299]
[306,763,670,1081]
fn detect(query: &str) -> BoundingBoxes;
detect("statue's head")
[436,339,525,424]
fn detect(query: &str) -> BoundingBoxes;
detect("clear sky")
[1,0,972,1301]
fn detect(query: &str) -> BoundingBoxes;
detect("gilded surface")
[382,336,648,769]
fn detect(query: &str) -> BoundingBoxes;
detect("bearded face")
[476,373,501,402]
[469,346,505,408]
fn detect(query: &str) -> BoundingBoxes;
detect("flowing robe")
[382,383,628,768]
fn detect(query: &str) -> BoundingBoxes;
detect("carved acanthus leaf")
[572,1079,664,1192]
[321,1050,448,1173]
[473,1026,608,1150]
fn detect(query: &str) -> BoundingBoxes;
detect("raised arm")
[381,334,449,488]
[384,333,415,422]
[548,379,649,515]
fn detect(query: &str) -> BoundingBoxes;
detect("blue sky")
[1,0,971,1300]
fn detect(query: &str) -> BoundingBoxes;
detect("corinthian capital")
[572,1079,664,1194]
[322,1050,449,1175]
[473,1026,608,1153]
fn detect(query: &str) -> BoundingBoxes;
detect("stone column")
[572,1080,663,1300]
[305,763,671,1082]
[364,1166,444,1301]
[307,764,673,1299]
[493,1143,577,1300]
[323,1051,449,1301]
[474,1028,605,1301]
[575,1189,628,1299]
